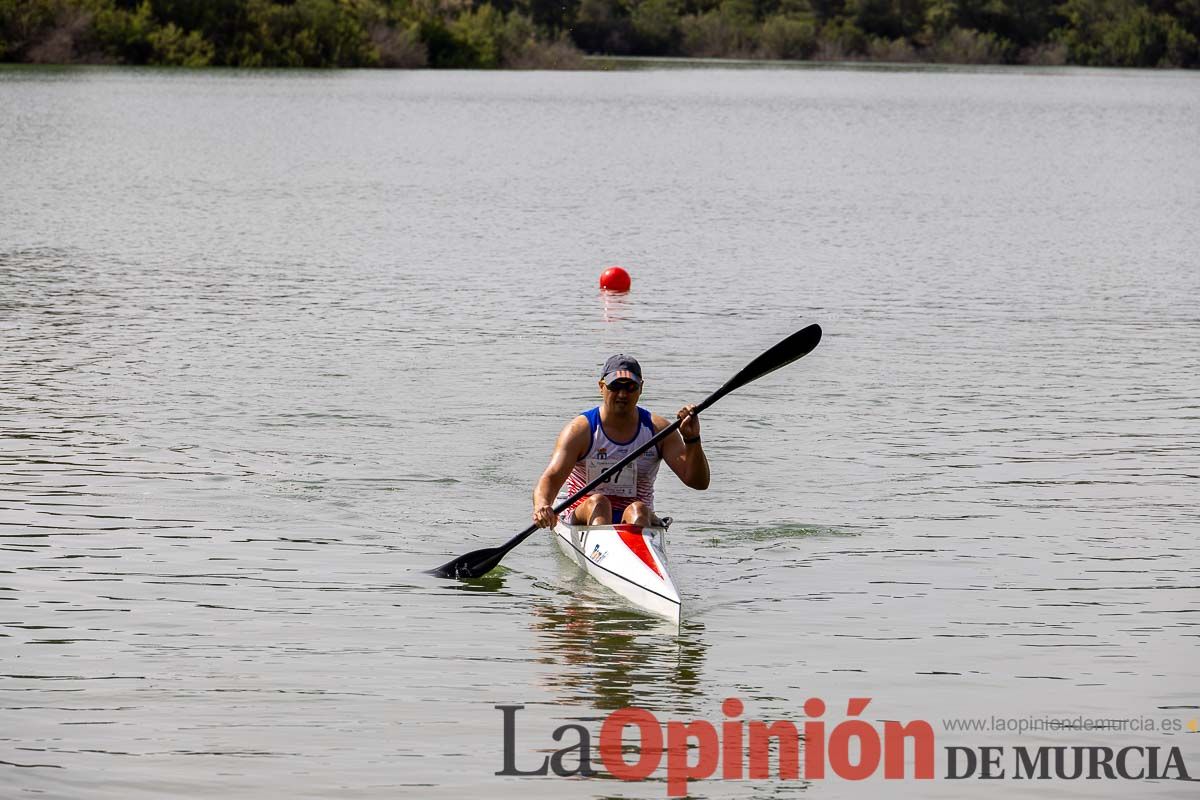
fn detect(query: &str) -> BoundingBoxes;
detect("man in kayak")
[532,355,709,529]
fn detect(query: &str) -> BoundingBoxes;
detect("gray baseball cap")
[601,354,643,386]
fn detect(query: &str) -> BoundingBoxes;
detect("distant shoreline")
[2,58,1193,76]
[580,55,1195,73]
[2,0,1196,71]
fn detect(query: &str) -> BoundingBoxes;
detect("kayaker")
[532,355,710,528]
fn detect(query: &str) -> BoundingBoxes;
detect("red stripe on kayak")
[615,524,662,578]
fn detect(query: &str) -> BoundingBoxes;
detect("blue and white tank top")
[561,406,662,516]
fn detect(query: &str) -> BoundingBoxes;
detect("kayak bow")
[553,517,681,624]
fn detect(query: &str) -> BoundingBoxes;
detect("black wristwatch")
[683,435,701,444]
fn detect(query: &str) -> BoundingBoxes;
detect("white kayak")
[553,517,681,624]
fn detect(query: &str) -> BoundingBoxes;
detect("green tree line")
[2,0,1197,68]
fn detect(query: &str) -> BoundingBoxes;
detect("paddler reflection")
[530,587,707,712]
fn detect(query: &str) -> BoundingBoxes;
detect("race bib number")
[586,456,637,498]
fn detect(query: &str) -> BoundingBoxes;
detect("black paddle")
[427,323,823,579]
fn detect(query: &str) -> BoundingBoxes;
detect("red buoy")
[600,265,631,293]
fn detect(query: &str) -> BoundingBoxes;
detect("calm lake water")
[2,64,1198,798]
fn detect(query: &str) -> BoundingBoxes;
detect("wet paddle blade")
[426,546,506,579]
[699,323,822,412]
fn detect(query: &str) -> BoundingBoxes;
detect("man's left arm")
[656,406,710,490]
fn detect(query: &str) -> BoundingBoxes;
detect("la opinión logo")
[498,697,934,796]
[496,698,1194,796]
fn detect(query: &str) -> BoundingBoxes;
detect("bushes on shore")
[1,0,1196,68]
[0,0,583,68]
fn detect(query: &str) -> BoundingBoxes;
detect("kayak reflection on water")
[530,583,707,711]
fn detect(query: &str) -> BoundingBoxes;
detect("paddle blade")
[426,546,506,579]
[700,323,822,410]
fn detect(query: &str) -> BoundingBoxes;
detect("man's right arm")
[532,417,589,528]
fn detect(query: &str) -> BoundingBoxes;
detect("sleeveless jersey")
[560,406,662,520]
